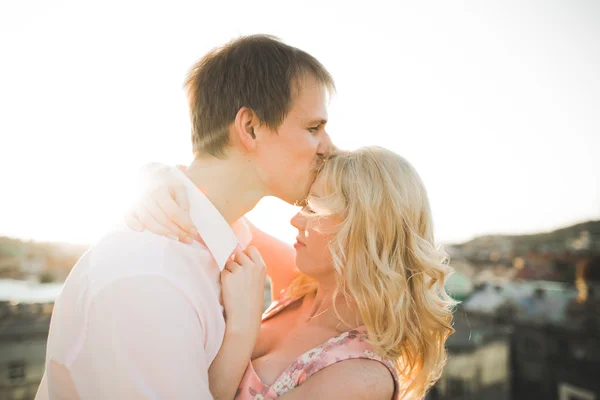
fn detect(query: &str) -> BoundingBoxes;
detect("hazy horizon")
[2,217,598,249]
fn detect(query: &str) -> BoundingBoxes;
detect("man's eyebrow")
[307,119,328,126]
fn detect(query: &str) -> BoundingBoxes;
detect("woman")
[127,147,456,400]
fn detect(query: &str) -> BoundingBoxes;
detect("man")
[36,34,334,399]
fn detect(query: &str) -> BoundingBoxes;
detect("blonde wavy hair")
[288,146,457,399]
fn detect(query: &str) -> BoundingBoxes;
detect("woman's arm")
[245,219,299,300]
[209,247,267,400]
[208,325,253,400]
[126,164,197,243]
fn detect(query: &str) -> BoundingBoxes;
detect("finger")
[220,270,231,283]
[224,260,241,273]
[153,184,197,239]
[124,212,144,232]
[146,190,192,239]
[139,197,183,241]
[233,250,252,267]
[245,247,266,274]
[171,184,196,236]
[132,202,176,240]
[245,246,264,264]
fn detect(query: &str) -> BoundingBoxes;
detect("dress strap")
[261,291,302,322]
[271,328,400,399]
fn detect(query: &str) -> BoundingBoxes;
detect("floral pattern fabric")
[234,294,399,400]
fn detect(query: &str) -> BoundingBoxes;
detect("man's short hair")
[185,34,335,158]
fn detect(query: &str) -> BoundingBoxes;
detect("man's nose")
[318,130,333,157]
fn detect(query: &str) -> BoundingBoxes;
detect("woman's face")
[290,176,342,280]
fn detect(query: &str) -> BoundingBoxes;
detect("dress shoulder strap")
[271,328,400,399]
[261,291,302,321]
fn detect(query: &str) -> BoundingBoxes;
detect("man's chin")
[283,191,310,207]
[271,181,310,206]
[287,196,305,207]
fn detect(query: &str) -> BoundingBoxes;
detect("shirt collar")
[172,168,251,270]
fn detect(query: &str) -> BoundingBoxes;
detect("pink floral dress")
[235,294,399,400]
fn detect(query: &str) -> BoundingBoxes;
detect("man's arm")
[69,276,213,399]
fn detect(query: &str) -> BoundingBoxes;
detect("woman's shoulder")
[278,328,397,399]
[299,357,395,399]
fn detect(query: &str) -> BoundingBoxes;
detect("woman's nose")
[290,212,305,230]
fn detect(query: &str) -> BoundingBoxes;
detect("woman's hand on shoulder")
[124,164,197,243]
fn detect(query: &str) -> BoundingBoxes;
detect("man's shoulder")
[93,227,173,259]
[89,228,174,272]
[68,227,213,297]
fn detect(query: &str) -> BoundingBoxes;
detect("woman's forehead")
[309,176,326,197]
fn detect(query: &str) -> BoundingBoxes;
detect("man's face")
[255,75,332,205]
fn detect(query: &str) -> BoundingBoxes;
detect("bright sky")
[1,0,599,246]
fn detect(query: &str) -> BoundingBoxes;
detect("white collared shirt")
[36,170,251,400]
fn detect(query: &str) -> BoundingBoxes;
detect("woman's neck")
[305,282,362,331]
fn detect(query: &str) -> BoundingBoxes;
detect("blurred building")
[437,279,600,400]
[510,283,600,400]
[430,309,512,400]
[0,280,61,400]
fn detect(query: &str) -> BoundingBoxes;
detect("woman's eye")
[303,205,316,214]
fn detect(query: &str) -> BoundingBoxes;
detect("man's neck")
[184,154,266,224]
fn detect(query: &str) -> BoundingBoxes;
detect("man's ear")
[233,107,259,152]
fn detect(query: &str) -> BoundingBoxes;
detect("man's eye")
[308,126,320,134]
